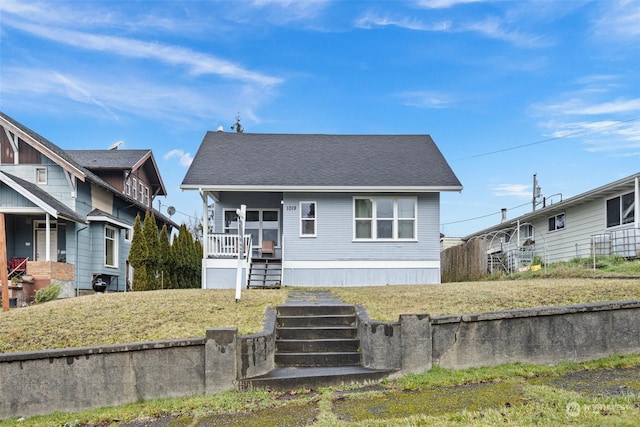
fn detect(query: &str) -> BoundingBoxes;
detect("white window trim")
[105,225,119,268]
[353,196,418,241]
[139,182,144,202]
[548,213,565,232]
[606,191,635,229]
[144,186,150,207]
[300,201,317,237]
[35,167,47,184]
[123,227,133,243]
[124,177,131,196]
[132,177,138,199]
[223,208,280,246]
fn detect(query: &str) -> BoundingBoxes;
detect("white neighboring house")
[462,173,640,273]
[181,132,462,289]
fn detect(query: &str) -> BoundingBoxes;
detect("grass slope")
[1,277,639,353]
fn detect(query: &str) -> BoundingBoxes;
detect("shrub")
[35,281,62,304]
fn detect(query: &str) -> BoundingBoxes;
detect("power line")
[441,201,530,226]
[453,117,640,161]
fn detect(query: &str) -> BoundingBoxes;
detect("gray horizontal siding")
[282,192,440,262]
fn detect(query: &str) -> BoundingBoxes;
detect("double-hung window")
[132,178,138,200]
[606,192,635,228]
[354,197,416,240]
[35,167,47,184]
[105,226,118,267]
[548,213,565,232]
[300,201,316,237]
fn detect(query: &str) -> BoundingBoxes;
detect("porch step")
[241,291,396,392]
[275,304,361,368]
[239,366,393,392]
[247,258,282,289]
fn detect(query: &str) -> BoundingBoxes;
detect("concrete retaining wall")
[1,300,639,420]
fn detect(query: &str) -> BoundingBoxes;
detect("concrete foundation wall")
[1,300,639,420]
[431,300,640,369]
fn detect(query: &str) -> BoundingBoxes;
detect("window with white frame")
[548,213,565,232]
[139,182,144,202]
[35,167,47,184]
[606,191,635,228]
[354,197,416,240]
[124,177,131,196]
[144,186,150,207]
[224,209,280,246]
[132,178,138,199]
[105,226,118,267]
[300,201,316,237]
[124,227,132,243]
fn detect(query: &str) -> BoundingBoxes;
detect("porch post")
[45,213,51,261]
[200,190,208,289]
[635,176,639,228]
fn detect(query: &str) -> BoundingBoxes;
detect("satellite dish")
[167,206,176,217]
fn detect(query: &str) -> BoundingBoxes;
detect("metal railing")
[592,228,640,259]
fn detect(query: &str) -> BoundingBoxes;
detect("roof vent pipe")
[216,125,224,132]
[501,208,507,223]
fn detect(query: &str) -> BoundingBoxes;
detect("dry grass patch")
[0,289,286,353]
[329,278,640,322]
[1,278,638,354]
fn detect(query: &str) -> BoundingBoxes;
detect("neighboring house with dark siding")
[0,112,176,298]
[181,131,462,288]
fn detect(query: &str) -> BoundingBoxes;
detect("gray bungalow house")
[0,112,176,300]
[459,172,640,274]
[181,131,462,288]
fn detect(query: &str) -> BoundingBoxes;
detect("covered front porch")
[203,233,282,289]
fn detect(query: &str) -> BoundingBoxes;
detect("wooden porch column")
[1,214,9,311]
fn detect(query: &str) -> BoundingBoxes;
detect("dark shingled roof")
[67,149,151,169]
[0,172,86,223]
[181,133,462,190]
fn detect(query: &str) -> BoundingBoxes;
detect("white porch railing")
[207,234,253,258]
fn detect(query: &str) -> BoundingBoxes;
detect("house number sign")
[285,205,297,211]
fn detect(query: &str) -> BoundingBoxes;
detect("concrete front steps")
[242,295,394,391]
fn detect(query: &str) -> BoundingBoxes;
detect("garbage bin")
[9,297,17,308]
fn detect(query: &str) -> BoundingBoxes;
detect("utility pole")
[532,174,542,212]
[1,214,10,312]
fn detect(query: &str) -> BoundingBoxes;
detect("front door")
[35,223,57,261]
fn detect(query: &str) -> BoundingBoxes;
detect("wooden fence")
[441,239,487,283]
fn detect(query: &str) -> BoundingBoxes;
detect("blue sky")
[1,0,638,237]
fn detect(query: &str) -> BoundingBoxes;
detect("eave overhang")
[181,185,464,193]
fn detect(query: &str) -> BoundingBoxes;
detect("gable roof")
[0,112,177,229]
[463,172,640,240]
[181,132,462,192]
[0,171,86,223]
[67,149,167,196]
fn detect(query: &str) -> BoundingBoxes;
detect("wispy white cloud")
[1,65,269,124]
[491,183,531,198]
[354,11,544,47]
[396,90,454,109]
[415,0,482,9]
[592,0,640,40]
[6,21,281,86]
[164,149,193,167]
[354,13,451,31]
[248,0,329,22]
[541,98,640,116]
